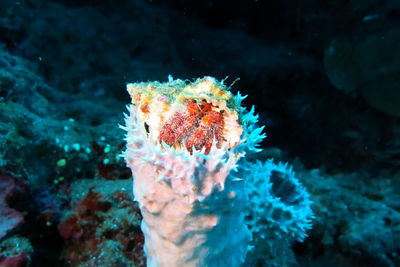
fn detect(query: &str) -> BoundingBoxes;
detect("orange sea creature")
[159,100,225,154]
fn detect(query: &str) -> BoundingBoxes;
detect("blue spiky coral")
[232,91,266,154]
[239,159,314,266]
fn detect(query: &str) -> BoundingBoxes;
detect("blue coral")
[232,91,266,154]
[238,159,313,266]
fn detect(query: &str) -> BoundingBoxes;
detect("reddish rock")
[0,173,25,239]
[0,254,28,267]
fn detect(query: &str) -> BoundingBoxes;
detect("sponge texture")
[240,160,313,266]
[122,77,265,267]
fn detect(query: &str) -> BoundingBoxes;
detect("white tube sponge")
[122,77,265,267]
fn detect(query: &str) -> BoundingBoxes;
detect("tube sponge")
[122,76,265,267]
[240,159,313,266]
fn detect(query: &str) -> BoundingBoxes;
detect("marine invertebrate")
[241,160,313,266]
[159,100,226,154]
[122,76,265,267]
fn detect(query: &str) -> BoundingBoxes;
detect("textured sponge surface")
[240,159,313,266]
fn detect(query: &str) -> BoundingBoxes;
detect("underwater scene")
[0,0,399,266]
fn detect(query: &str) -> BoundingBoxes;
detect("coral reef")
[0,236,33,267]
[0,45,127,188]
[0,0,399,266]
[297,168,400,267]
[0,173,25,240]
[58,179,144,267]
[0,173,33,266]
